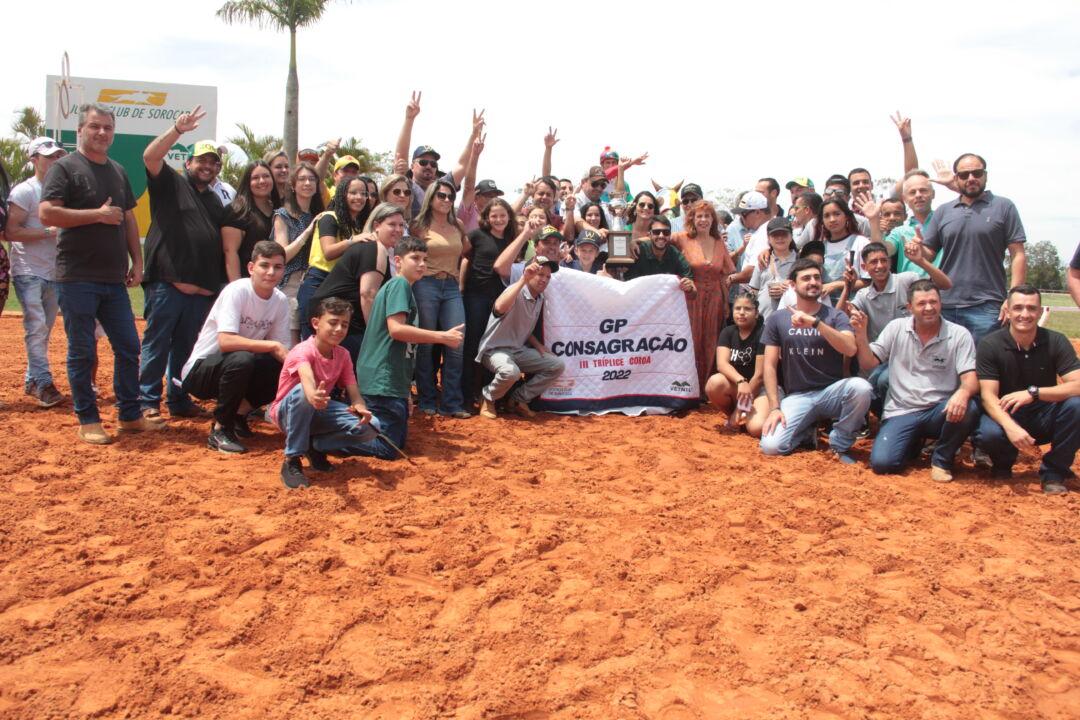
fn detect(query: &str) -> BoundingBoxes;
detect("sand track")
[0,317,1077,719]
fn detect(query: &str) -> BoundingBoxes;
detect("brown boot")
[77,422,113,445]
[509,398,536,418]
[119,417,167,433]
[479,398,498,419]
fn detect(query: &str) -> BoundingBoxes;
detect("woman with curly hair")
[673,200,736,394]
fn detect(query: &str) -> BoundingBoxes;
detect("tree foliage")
[0,106,48,184]
[1025,240,1065,291]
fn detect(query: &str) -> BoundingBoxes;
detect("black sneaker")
[32,383,64,408]
[306,449,332,472]
[233,414,254,438]
[207,425,247,454]
[281,457,309,489]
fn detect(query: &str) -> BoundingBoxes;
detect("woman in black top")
[222,161,279,281]
[461,197,517,406]
[309,202,406,363]
[705,292,768,437]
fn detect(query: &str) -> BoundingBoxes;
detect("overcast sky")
[6,0,1080,263]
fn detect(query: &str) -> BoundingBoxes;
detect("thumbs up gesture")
[98,196,123,225]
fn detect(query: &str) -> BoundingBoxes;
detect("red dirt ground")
[0,316,1077,719]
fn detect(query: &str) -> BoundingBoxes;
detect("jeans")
[481,347,565,403]
[942,301,1001,346]
[138,282,213,413]
[974,397,1080,481]
[867,362,890,419]
[275,383,381,458]
[760,377,873,456]
[462,287,500,404]
[12,274,60,387]
[870,399,981,474]
[57,282,141,425]
[413,276,466,413]
[297,267,329,341]
[181,351,282,429]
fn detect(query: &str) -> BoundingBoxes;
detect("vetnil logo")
[669,380,693,393]
[167,143,193,163]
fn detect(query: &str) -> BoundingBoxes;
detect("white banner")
[535,269,700,415]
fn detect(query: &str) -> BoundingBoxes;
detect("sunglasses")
[637,202,655,210]
[390,188,411,198]
[435,191,455,201]
[415,159,438,169]
[823,189,848,197]
[590,180,606,189]
[650,228,671,236]
[956,169,985,180]
[681,196,700,205]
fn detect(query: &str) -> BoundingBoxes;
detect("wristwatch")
[811,317,821,329]
[1027,385,1039,400]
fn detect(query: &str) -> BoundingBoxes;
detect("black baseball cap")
[681,183,703,200]
[412,145,440,161]
[476,179,503,196]
[767,217,793,235]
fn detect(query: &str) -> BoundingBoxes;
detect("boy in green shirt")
[354,236,464,458]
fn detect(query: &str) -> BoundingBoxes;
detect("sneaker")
[233,414,254,439]
[973,447,992,469]
[32,383,64,408]
[443,410,472,419]
[855,413,871,439]
[833,451,857,465]
[479,399,498,419]
[142,408,167,425]
[24,380,34,396]
[118,417,167,433]
[930,465,954,483]
[207,425,246,454]
[281,457,309,489]
[305,449,332,472]
[1041,478,1069,495]
[509,398,536,418]
[77,422,113,445]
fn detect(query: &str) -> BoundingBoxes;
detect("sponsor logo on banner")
[535,269,700,415]
[97,89,168,106]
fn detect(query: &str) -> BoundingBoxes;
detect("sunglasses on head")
[415,158,438,169]
[435,191,455,201]
[956,169,985,180]
[650,228,671,236]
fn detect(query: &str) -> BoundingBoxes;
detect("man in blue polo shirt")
[920,153,1026,345]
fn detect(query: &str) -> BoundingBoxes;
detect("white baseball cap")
[28,137,65,158]
[733,190,768,214]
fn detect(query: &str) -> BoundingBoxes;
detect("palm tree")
[216,0,338,163]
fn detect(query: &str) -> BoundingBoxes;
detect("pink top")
[270,338,355,427]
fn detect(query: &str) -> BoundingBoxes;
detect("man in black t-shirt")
[138,105,226,421]
[40,103,156,444]
[974,285,1080,494]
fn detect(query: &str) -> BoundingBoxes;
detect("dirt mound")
[0,317,1077,719]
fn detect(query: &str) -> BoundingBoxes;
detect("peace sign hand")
[174,105,206,134]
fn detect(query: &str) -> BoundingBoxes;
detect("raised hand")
[563,193,576,212]
[324,137,341,155]
[473,132,486,156]
[472,108,486,135]
[98,196,123,225]
[522,177,537,198]
[543,126,560,149]
[174,105,206,134]
[848,307,868,335]
[890,110,912,139]
[931,159,955,186]
[526,214,545,236]
[854,191,879,220]
[405,91,422,119]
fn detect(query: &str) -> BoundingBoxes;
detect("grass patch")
[5,284,145,318]
[1041,292,1075,308]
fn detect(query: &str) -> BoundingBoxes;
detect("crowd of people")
[1,96,1079,492]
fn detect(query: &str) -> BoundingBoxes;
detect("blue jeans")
[870,399,981,474]
[462,287,499,404]
[867,362,889,419]
[760,377,873,456]
[942,301,1001,346]
[276,383,381,457]
[297,267,329,341]
[12,274,60,387]
[413,276,466,413]
[57,282,141,425]
[974,397,1080,481]
[138,282,213,413]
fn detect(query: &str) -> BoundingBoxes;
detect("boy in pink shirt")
[271,297,379,488]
